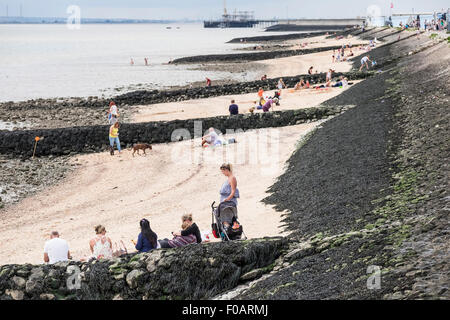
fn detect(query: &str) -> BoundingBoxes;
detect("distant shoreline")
[0,17,201,24]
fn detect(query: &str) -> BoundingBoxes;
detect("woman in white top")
[277,78,285,90]
[108,101,119,124]
[89,225,113,260]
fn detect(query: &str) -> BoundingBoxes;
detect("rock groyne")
[0,105,348,157]
[0,238,287,300]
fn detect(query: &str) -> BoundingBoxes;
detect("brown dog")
[132,143,152,157]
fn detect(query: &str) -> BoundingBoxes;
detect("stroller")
[211,201,246,241]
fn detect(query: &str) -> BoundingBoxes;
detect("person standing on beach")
[107,101,119,124]
[44,231,71,264]
[308,66,314,75]
[359,55,372,71]
[206,77,212,87]
[219,163,239,206]
[326,69,333,84]
[130,58,134,66]
[277,78,286,90]
[229,99,239,115]
[109,122,121,155]
[144,57,148,66]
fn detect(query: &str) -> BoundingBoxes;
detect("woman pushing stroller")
[213,163,244,240]
[219,163,239,207]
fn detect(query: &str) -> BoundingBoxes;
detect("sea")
[0,23,296,102]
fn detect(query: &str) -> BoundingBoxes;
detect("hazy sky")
[1,0,448,20]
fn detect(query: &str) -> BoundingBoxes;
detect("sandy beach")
[132,35,366,123]
[1,2,448,301]
[0,28,368,265]
[131,81,360,122]
[0,121,324,264]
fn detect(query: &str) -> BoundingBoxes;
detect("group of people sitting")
[43,214,203,264]
[43,163,240,264]
[332,44,355,63]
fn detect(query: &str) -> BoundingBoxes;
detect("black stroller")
[211,201,246,241]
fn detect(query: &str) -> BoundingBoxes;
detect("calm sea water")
[0,23,297,102]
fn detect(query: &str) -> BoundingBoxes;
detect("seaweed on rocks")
[171,45,365,64]
[0,238,287,300]
[234,36,449,300]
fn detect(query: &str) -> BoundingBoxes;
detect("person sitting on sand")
[202,127,219,147]
[89,225,113,260]
[44,231,71,264]
[359,55,372,71]
[248,100,262,113]
[295,79,310,90]
[303,80,310,89]
[229,99,239,115]
[294,79,305,90]
[172,213,202,244]
[261,74,267,81]
[273,89,281,99]
[109,122,121,155]
[158,216,198,248]
[134,218,159,253]
[332,76,348,88]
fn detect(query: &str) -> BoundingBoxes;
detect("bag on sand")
[113,240,128,257]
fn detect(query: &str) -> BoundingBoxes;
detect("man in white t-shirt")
[44,231,71,264]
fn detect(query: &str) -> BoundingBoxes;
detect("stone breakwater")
[171,45,363,64]
[226,31,330,43]
[113,71,369,106]
[0,105,349,157]
[266,24,359,32]
[0,238,287,300]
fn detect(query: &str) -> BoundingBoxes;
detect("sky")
[0,0,448,20]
